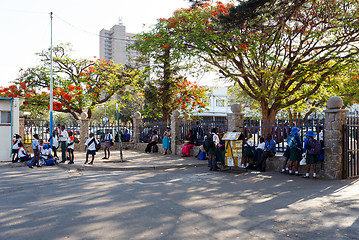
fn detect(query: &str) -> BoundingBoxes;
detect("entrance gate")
[343,116,359,178]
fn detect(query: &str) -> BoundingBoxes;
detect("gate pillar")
[324,96,348,179]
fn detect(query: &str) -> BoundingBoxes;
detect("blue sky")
[0,0,195,87]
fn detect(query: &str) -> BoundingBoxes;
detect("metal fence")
[180,119,228,145]
[343,116,359,178]
[139,121,169,144]
[89,121,133,142]
[240,118,325,152]
[24,119,50,144]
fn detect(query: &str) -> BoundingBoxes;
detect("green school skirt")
[306,154,317,164]
[289,147,301,161]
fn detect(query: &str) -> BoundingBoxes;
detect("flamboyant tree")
[0,44,143,119]
[132,19,208,121]
[161,0,359,122]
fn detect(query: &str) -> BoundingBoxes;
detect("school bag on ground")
[307,138,321,155]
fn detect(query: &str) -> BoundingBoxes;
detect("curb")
[56,162,208,171]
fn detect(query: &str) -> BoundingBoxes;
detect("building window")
[216,98,226,107]
[0,111,11,124]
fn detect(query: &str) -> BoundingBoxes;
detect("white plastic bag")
[300,155,307,166]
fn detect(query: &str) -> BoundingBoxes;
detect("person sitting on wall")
[181,130,196,157]
[145,130,158,153]
[257,134,276,172]
[17,142,31,162]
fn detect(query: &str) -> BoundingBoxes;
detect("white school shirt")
[257,142,265,150]
[52,135,59,148]
[59,130,68,142]
[18,147,27,158]
[104,133,113,142]
[85,137,98,151]
[13,138,21,150]
[67,137,75,150]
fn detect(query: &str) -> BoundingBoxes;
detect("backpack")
[287,134,297,148]
[203,134,215,151]
[307,137,321,155]
[152,144,158,153]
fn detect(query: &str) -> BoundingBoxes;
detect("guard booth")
[222,132,243,167]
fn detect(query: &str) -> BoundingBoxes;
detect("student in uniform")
[103,129,113,159]
[28,134,40,168]
[67,131,75,164]
[49,130,59,159]
[18,142,31,162]
[84,133,98,165]
[59,126,68,163]
[12,134,21,163]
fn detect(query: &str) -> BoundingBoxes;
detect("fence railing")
[240,118,325,152]
[89,121,133,142]
[180,119,228,145]
[139,121,169,144]
[24,119,50,144]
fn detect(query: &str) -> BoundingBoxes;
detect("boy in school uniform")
[84,133,98,165]
[67,131,75,164]
[28,134,40,168]
[12,134,21,163]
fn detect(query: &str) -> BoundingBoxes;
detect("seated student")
[145,130,159,153]
[257,134,276,172]
[18,142,31,162]
[252,137,265,168]
[40,144,55,166]
[181,130,196,157]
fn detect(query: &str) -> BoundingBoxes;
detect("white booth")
[0,97,20,161]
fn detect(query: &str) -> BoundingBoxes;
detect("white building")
[99,21,139,66]
[0,97,20,161]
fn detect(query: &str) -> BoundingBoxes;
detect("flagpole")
[116,103,123,162]
[49,12,54,147]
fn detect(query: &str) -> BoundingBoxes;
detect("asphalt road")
[1,164,359,240]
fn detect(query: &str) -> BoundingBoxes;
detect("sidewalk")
[55,150,208,171]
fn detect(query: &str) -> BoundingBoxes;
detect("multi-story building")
[99,21,139,66]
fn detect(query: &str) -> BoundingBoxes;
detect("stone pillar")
[171,110,182,155]
[324,96,348,180]
[227,103,244,132]
[80,112,89,149]
[19,114,25,139]
[132,111,143,143]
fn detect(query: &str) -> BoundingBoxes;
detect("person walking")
[67,131,75,164]
[28,134,40,168]
[207,128,220,171]
[103,129,113,159]
[84,133,98,165]
[162,126,171,155]
[58,125,68,163]
[303,130,320,179]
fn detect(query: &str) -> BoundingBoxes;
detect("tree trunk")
[261,101,279,137]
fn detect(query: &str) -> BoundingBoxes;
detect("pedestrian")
[281,147,291,174]
[287,127,302,175]
[303,130,320,179]
[28,134,40,168]
[103,129,113,159]
[67,131,75,164]
[48,130,59,159]
[17,142,31,162]
[145,130,158,153]
[257,134,276,172]
[84,133,98,165]
[181,130,196,157]
[58,125,68,163]
[12,134,21,163]
[207,128,220,171]
[162,126,171,155]
[242,133,254,168]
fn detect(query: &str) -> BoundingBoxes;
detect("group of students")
[11,126,115,167]
[242,126,323,178]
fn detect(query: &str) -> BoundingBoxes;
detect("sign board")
[222,132,242,141]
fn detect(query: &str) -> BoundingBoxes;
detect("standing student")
[242,134,254,168]
[12,134,21,163]
[58,126,68,163]
[103,129,113,159]
[67,131,75,164]
[28,134,40,168]
[49,130,59,159]
[208,128,220,171]
[84,133,98,165]
[162,126,171,155]
[287,127,302,175]
[303,131,319,179]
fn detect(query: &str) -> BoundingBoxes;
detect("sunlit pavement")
[1,151,359,240]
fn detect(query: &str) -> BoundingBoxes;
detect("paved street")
[1,150,359,240]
